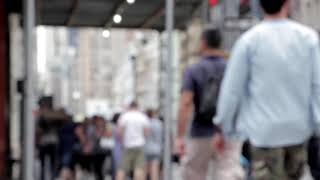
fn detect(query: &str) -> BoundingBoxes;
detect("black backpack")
[198,63,223,122]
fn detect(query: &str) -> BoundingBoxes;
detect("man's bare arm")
[177,91,194,138]
[118,126,125,144]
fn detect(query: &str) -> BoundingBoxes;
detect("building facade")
[37,28,162,118]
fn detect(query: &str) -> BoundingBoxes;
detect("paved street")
[172,163,314,180]
[30,160,314,180]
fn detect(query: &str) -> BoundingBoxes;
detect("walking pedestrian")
[92,116,114,180]
[58,115,77,180]
[145,109,163,180]
[175,28,244,180]
[111,113,122,179]
[213,0,320,179]
[116,102,150,180]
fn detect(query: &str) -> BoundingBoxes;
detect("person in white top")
[116,102,150,180]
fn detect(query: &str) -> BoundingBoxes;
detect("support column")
[0,0,7,178]
[164,0,174,180]
[250,0,262,19]
[23,0,36,179]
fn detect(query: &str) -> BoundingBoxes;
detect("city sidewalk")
[172,163,314,180]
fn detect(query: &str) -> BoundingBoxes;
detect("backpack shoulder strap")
[200,59,220,80]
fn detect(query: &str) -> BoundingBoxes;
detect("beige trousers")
[181,137,244,180]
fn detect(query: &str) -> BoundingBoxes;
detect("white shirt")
[119,110,149,148]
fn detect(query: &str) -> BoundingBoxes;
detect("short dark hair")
[202,28,222,49]
[146,109,154,118]
[129,101,138,109]
[259,0,286,14]
[111,113,121,124]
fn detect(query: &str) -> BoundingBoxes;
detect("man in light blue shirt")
[213,0,320,179]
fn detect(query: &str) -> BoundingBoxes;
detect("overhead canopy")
[6,0,205,30]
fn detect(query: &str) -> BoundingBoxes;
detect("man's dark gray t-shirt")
[182,56,226,138]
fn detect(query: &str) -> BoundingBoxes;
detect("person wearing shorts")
[145,109,163,180]
[120,148,146,175]
[116,102,150,180]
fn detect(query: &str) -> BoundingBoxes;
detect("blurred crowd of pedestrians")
[36,99,163,180]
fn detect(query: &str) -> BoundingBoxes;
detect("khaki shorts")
[119,147,146,173]
[182,137,244,180]
[251,144,307,180]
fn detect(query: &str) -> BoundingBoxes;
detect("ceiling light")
[72,91,81,100]
[102,30,110,38]
[127,0,135,4]
[113,14,122,24]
